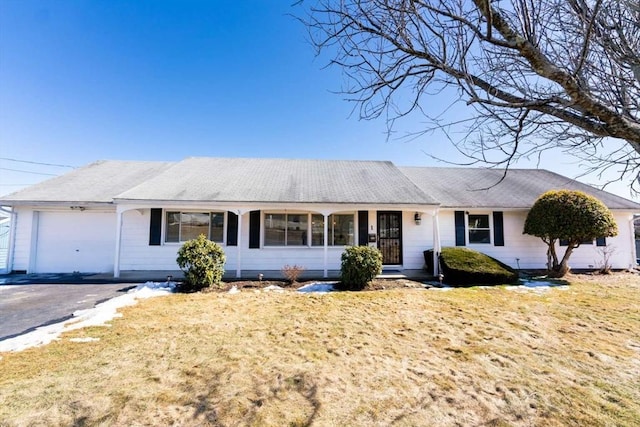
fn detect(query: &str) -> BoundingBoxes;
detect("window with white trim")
[264,213,309,246]
[311,214,355,246]
[468,214,491,244]
[165,211,224,243]
[264,213,354,247]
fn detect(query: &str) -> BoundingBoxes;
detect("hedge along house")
[0,157,638,278]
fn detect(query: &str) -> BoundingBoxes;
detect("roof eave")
[0,200,115,208]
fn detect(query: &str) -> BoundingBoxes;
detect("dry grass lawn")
[1,273,639,426]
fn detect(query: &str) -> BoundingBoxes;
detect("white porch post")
[323,213,329,278]
[113,208,124,278]
[432,208,441,276]
[0,207,17,273]
[629,215,637,270]
[236,210,243,278]
[28,211,40,274]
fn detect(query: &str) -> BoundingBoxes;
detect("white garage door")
[35,211,116,273]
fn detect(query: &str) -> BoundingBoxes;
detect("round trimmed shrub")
[524,189,618,276]
[340,246,383,290]
[176,234,226,291]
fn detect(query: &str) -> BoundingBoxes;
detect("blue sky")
[0,1,637,201]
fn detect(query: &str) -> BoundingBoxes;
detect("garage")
[34,211,116,273]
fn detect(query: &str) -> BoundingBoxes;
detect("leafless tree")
[302,0,640,190]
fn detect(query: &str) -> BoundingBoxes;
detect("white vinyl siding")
[439,210,636,270]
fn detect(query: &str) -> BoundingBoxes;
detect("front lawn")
[1,273,639,426]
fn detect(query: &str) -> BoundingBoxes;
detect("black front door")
[377,211,402,265]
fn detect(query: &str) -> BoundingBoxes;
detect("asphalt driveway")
[0,283,135,341]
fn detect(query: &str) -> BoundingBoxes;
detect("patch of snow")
[519,279,565,288]
[0,281,176,353]
[430,286,454,291]
[505,284,569,294]
[297,282,336,293]
[0,285,18,291]
[134,281,176,295]
[228,285,240,294]
[505,279,569,294]
[263,285,285,292]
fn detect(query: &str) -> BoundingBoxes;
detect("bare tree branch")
[300,0,640,192]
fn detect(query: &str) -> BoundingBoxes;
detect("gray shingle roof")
[400,167,640,210]
[116,157,438,205]
[0,160,172,204]
[1,158,637,210]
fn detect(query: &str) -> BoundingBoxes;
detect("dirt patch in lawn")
[1,272,638,426]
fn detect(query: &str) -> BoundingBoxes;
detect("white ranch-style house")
[0,157,638,278]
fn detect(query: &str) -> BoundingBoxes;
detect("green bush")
[439,247,518,286]
[340,246,383,290]
[176,234,226,291]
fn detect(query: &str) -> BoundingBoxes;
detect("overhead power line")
[0,167,58,176]
[0,157,77,168]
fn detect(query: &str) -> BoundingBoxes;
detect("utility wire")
[0,157,76,168]
[0,167,58,176]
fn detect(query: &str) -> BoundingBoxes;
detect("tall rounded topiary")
[176,234,226,291]
[524,190,617,277]
[340,246,383,290]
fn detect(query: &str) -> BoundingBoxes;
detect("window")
[264,213,308,246]
[559,238,596,246]
[264,213,285,246]
[311,214,354,246]
[311,215,324,246]
[288,214,308,246]
[468,214,490,244]
[165,211,224,243]
[265,213,354,247]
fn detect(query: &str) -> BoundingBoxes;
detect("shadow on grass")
[173,366,320,426]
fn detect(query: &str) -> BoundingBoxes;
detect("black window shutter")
[454,211,466,246]
[249,210,260,249]
[493,211,505,246]
[358,211,368,246]
[227,212,238,246]
[596,237,607,246]
[149,208,162,246]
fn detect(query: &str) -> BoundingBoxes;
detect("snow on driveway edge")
[0,282,175,353]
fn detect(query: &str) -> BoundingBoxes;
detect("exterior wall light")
[414,212,422,225]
